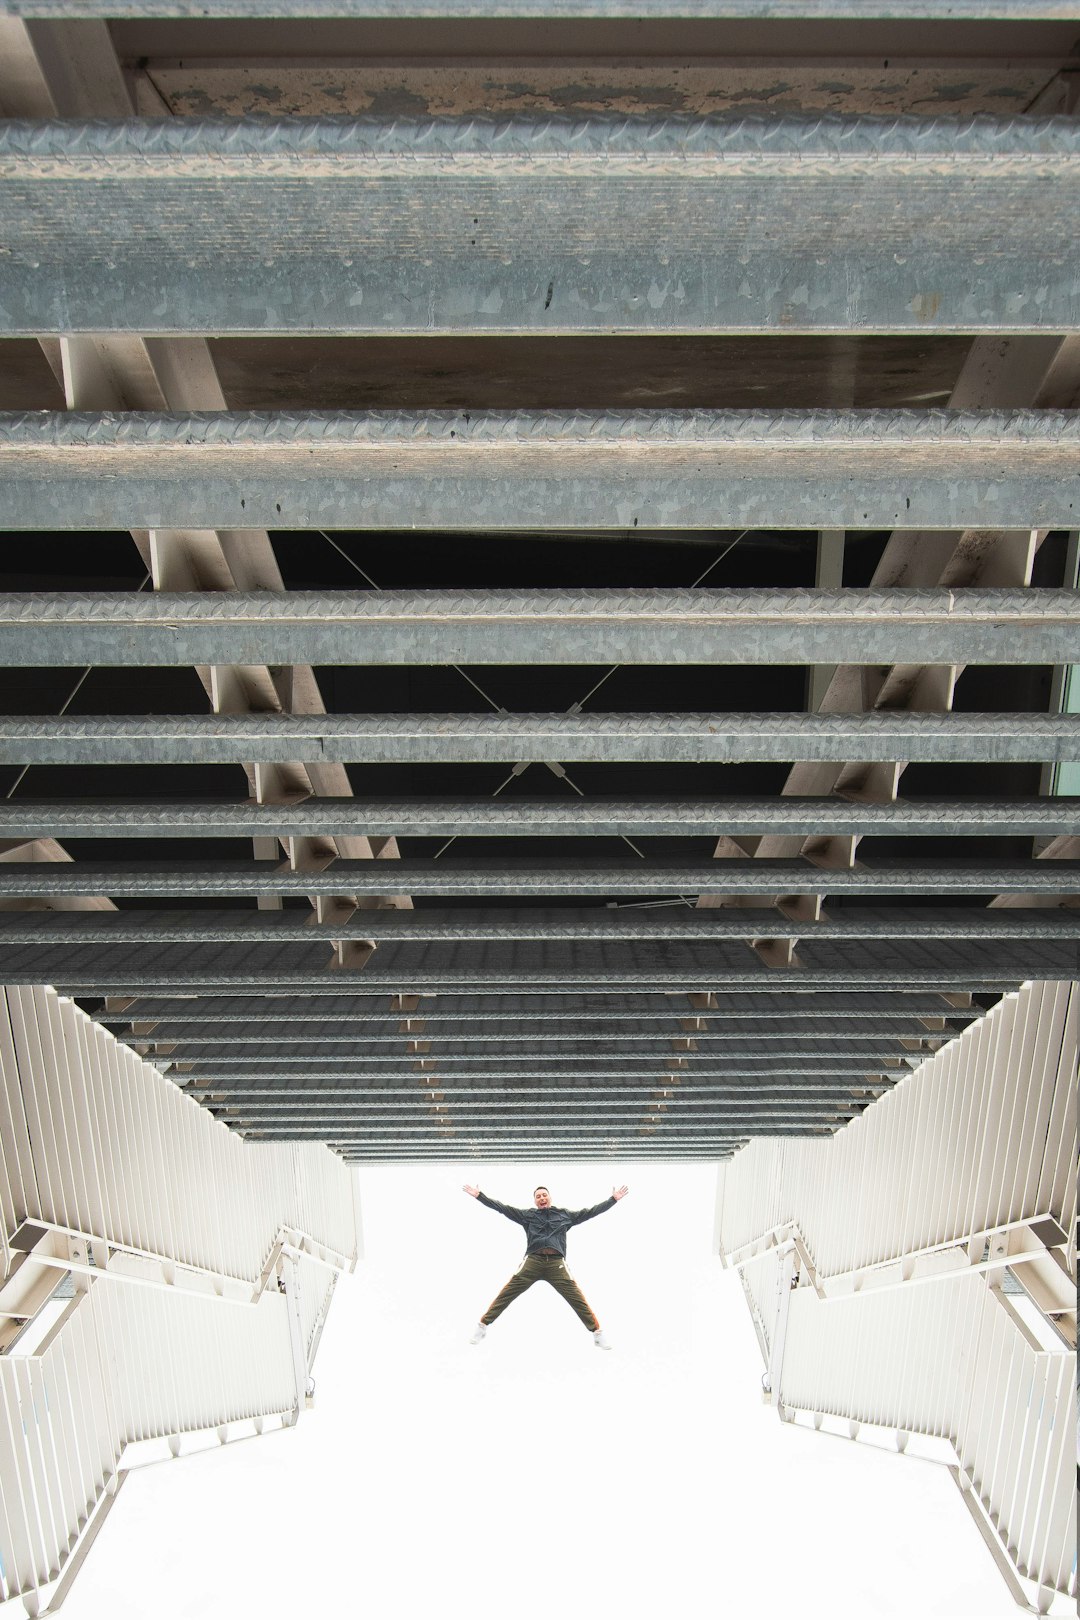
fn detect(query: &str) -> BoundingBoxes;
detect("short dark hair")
[534,1185,549,1194]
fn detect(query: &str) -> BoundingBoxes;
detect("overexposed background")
[64,1163,1017,1620]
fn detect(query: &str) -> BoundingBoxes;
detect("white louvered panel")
[0,984,359,1285]
[779,1275,1076,1599]
[716,982,1078,1282]
[0,990,38,1249]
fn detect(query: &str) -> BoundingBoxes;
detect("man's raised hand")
[463,1184,481,1198]
[612,1185,629,1201]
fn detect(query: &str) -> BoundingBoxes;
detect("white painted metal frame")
[719,981,1078,1614]
[777,1277,1076,1611]
[0,984,358,1615]
[0,985,359,1288]
[716,980,1077,1281]
[0,1247,337,1614]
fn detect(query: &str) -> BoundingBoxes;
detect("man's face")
[533,1187,551,1208]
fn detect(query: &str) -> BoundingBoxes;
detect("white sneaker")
[592,1329,612,1351]
[469,1323,487,1345]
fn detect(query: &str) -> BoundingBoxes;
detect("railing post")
[764,1239,798,1414]
[279,1246,309,1424]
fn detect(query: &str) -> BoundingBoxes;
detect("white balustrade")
[716,980,1077,1279]
[0,1251,313,1612]
[778,1275,1076,1602]
[0,985,359,1287]
[0,982,359,1615]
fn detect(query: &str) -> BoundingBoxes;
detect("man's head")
[533,1186,551,1208]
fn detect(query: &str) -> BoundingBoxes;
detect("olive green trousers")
[481,1252,600,1332]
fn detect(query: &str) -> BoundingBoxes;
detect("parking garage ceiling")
[0,3,1077,1159]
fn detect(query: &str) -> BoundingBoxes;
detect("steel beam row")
[2,711,1077,768]
[187,1082,889,1097]
[132,1032,929,1053]
[1,907,1075,942]
[3,411,1078,531]
[3,937,1066,990]
[2,116,1077,335]
[1,797,1075,839]
[2,588,1076,667]
[3,858,1074,899]
[0,2,1062,19]
[99,992,977,1021]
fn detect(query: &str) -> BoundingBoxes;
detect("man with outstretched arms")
[463,1181,629,1349]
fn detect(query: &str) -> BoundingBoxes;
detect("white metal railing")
[777,1273,1076,1606]
[716,980,1077,1280]
[0,985,359,1287]
[738,1247,782,1361]
[0,1245,337,1613]
[0,982,359,1614]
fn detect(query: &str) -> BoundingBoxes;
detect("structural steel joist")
[191,1082,891,1098]
[2,797,1076,839]
[1,411,1078,531]
[0,907,1076,943]
[0,937,1068,989]
[161,1034,923,1056]
[1,116,1078,335]
[3,859,1076,899]
[2,711,1077,769]
[2,587,1077,667]
[103,991,977,1021]
[120,1024,955,1045]
[0,1,1070,17]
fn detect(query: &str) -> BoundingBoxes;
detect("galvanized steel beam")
[0,2,1065,19]
[142,1033,919,1055]
[188,1082,888,1097]
[2,411,1078,531]
[1,116,1078,336]
[98,992,977,1021]
[1,796,1075,839]
[176,1061,897,1079]
[2,710,1077,768]
[2,587,1077,667]
[251,1130,829,1147]
[1,906,1075,943]
[334,1153,743,1160]
[0,935,1051,991]
[122,1028,952,1049]
[214,1104,861,1121]
[5,857,1076,900]
[332,1153,742,1160]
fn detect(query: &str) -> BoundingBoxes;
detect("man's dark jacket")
[476,1192,617,1259]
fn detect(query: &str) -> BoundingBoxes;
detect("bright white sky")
[64,1163,1021,1620]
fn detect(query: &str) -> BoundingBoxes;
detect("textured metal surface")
[121,1024,955,1044]
[3,859,1073,898]
[190,1081,888,1097]
[2,796,1075,839]
[0,937,1059,989]
[154,1036,916,1057]
[105,992,975,1021]
[2,116,1077,335]
[2,409,1077,531]
[1,906,1076,942]
[3,587,1076,668]
[0,2,1070,18]
[2,710,1079,768]
[176,1060,891,1078]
